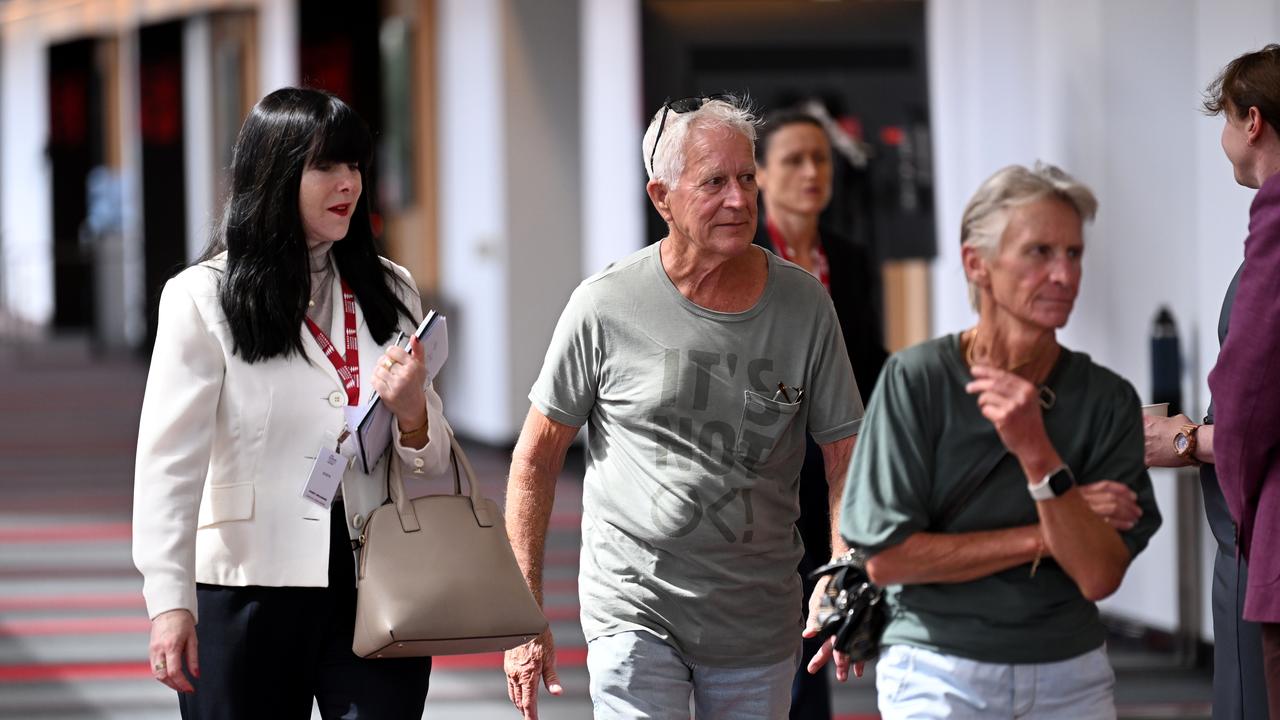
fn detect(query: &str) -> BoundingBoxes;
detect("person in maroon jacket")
[1204,44,1280,718]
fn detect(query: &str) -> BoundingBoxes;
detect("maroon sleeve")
[1208,176,1280,558]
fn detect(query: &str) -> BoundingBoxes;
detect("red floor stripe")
[0,594,144,611]
[541,578,578,594]
[548,513,581,530]
[432,646,587,670]
[0,609,580,636]
[0,662,151,682]
[543,606,579,621]
[0,648,591,683]
[0,566,140,580]
[0,616,150,636]
[0,522,131,543]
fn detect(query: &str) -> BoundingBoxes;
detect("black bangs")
[306,96,373,169]
[197,86,413,364]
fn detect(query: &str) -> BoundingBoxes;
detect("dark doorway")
[47,38,103,331]
[138,20,188,350]
[299,0,384,232]
[642,1,935,264]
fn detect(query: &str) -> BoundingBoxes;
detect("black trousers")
[179,501,431,720]
[791,434,833,720]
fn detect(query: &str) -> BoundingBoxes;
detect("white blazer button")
[352,514,365,529]
[328,391,345,408]
[413,458,425,468]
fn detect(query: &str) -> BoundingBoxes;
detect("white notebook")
[343,311,449,474]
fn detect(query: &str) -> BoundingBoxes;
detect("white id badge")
[302,444,348,508]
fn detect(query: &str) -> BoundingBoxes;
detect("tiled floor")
[0,335,1211,719]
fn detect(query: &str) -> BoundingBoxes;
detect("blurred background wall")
[1,0,1276,652]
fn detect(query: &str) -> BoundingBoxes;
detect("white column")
[257,0,298,94]
[183,15,214,263]
[0,21,52,324]
[119,28,146,347]
[436,0,511,442]
[579,0,643,279]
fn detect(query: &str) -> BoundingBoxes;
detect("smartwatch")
[1028,464,1076,501]
[1173,424,1201,465]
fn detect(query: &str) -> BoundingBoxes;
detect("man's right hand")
[504,628,563,719]
[149,609,198,693]
[1144,413,1196,467]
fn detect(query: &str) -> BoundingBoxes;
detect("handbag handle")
[389,432,495,533]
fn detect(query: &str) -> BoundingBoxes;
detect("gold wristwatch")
[1173,423,1201,465]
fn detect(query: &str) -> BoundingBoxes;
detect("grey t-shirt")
[530,241,863,666]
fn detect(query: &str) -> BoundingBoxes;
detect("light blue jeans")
[876,644,1116,720]
[586,630,798,719]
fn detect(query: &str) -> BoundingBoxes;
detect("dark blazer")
[753,218,887,404]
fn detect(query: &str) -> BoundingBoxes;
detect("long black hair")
[198,87,413,363]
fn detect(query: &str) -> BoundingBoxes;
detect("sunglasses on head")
[648,93,737,176]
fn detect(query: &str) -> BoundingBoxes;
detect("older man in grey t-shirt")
[501,96,864,720]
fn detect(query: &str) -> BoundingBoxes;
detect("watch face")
[1174,434,1189,453]
[1048,468,1075,496]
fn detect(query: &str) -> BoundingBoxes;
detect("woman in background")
[754,109,888,720]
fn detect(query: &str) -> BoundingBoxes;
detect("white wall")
[927,0,1280,636]
[183,16,214,264]
[256,0,297,96]
[0,23,52,324]
[580,0,644,281]
[437,0,609,443]
[505,0,585,428]
[437,0,512,443]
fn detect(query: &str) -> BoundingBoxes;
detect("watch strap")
[1028,463,1073,501]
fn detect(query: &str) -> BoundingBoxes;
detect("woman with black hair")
[132,87,451,718]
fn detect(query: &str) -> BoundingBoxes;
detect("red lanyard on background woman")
[303,278,360,406]
[766,218,831,293]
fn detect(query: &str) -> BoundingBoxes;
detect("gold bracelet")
[399,420,429,443]
[1030,537,1044,578]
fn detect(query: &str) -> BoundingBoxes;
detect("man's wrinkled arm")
[505,407,579,604]
[820,435,855,558]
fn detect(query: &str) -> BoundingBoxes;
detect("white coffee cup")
[1141,402,1169,417]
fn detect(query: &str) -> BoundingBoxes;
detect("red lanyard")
[304,278,360,406]
[766,219,831,293]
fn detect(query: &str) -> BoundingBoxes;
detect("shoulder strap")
[935,444,1008,531]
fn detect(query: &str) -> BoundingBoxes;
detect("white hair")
[642,94,758,187]
[960,162,1099,310]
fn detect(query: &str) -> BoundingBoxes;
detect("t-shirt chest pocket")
[735,389,802,468]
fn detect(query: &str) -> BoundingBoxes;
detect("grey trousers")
[1204,462,1269,720]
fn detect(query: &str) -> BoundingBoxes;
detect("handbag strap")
[389,432,494,532]
[934,444,1008,531]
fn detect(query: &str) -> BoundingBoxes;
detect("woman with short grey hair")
[840,162,1162,719]
[958,163,1099,309]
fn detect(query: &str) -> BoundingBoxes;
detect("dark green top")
[840,334,1162,663]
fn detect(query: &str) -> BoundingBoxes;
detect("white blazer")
[132,253,453,621]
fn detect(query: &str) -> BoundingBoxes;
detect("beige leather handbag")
[352,434,548,658]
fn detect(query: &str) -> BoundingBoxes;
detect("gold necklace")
[308,266,332,309]
[963,329,1046,376]
[964,329,1059,409]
